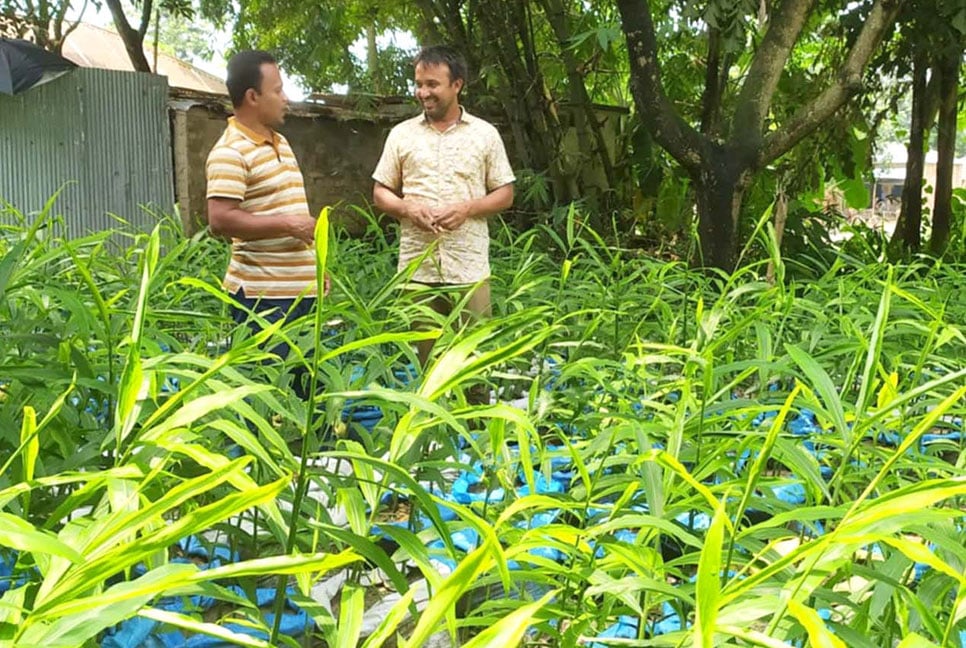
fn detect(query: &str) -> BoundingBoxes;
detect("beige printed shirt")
[206,118,317,298]
[372,109,515,284]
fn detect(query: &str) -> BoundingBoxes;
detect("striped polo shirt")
[205,117,317,298]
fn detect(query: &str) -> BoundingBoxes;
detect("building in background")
[873,142,966,215]
[61,22,225,94]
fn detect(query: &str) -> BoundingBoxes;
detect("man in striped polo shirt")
[206,50,319,395]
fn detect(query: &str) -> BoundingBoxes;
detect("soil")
[375,499,411,523]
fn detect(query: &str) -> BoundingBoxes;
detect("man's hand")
[285,214,317,245]
[434,202,473,231]
[405,203,441,233]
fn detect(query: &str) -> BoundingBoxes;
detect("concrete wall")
[170,90,628,236]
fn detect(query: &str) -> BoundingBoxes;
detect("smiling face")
[414,61,463,124]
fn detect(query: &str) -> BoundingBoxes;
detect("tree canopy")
[7,0,964,267]
[213,0,963,267]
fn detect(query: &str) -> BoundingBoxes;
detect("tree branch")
[539,0,617,189]
[412,0,446,44]
[616,0,706,175]
[104,0,151,71]
[138,0,152,37]
[53,0,86,49]
[921,65,943,131]
[732,0,815,145]
[758,0,903,167]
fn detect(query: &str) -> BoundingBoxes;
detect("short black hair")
[414,45,467,87]
[226,50,277,107]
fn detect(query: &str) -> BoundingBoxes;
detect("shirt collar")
[421,106,471,129]
[228,116,280,147]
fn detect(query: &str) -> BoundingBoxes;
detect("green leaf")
[785,344,849,443]
[19,406,38,483]
[854,266,893,414]
[336,582,365,648]
[190,551,360,583]
[896,633,942,648]
[17,562,197,645]
[360,587,417,648]
[0,513,82,563]
[841,178,869,209]
[338,487,369,537]
[787,599,845,648]
[140,385,274,442]
[460,589,556,647]
[402,540,494,648]
[695,496,727,648]
[139,608,270,647]
[33,467,284,609]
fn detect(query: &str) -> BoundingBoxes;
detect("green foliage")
[155,9,217,62]
[0,197,964,646]
[943,187,966,259]
[204,0,418,94]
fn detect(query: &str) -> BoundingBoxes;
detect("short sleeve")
[206,145,247,201]
[485,128,515,192]
[371,127,403,192]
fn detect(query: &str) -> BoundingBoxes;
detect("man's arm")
[433,183,514,231]
[207,198,316,244]
[372,182,440,233]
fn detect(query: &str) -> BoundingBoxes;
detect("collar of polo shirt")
[228,116,282,151]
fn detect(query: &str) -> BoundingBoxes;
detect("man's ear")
[453,78,464,94]
[244,87,258,106]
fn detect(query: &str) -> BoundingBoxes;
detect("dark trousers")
[229,287,316,400]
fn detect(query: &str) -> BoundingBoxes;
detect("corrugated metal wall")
[0,67,174,234]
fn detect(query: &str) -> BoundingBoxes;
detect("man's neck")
[234,111,273,141]
[426,106,463,132]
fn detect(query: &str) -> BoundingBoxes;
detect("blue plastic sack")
[770,482,806,505]
[0,550,33,596]
[101,538,308,648]
[920,432,962,453]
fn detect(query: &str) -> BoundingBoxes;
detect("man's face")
[415,62,462,122]
[252,63,288,129]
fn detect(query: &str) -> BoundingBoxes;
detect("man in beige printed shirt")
[372,45,515,370]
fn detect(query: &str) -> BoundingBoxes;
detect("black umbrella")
[0,37,76,95]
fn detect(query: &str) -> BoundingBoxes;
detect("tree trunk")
[104,0,152,73]
[618,0,900,270]
[366,21,380,94]
[891,49,928,255]
[694,149,752,270]
[700,28,729,137]
[539,0,618,200]
[766,184,789,284]
[472,1,569,201]
[928,47,961,256]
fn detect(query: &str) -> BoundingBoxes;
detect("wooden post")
[172,108,193,234]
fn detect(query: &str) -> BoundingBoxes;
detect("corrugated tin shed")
[0,67,174,234]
